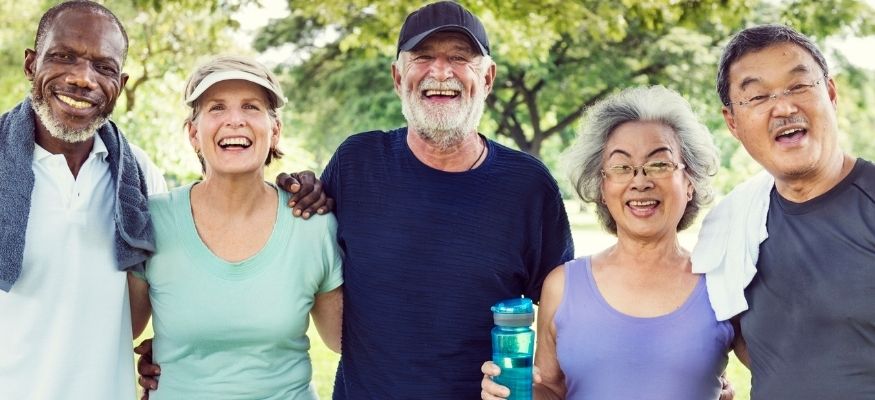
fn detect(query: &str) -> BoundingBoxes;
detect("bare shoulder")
[540,263,568,312]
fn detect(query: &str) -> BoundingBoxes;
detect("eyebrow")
[47,44,122,69]
[738,64,813,91]
[607,146,673,159]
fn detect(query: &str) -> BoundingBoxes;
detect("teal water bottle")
[491,297,534,400]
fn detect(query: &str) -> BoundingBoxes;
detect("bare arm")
[532,265,567,400]
[311,286,343,353]
[128,271,151,339]
[731,316,751,368]
[480,265,568,400]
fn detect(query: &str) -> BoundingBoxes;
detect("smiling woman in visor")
[128,55,343,399]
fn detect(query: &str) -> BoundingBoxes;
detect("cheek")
[189,120,213,147]
[669,178,692,206]
[99,88,123,111]
[600,183,624,207]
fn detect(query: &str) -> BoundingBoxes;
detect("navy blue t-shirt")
[741,158,875,399]
[322,128,574,399]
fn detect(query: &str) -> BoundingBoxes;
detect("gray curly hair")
[563,86,719,234]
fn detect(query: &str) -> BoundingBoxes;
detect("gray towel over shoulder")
[0,97,155,292]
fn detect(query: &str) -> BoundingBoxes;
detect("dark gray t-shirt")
[741,158,875,400]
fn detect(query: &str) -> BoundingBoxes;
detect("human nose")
[629,166,654,188]
[765,92,799,117]
[428,57,454,80]
[225,109,246,128]
[65,60,99,90]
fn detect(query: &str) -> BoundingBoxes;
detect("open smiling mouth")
[776,127,806,142]
[423,89,461,99]
[218,137,252,149]
[627,200,659,209]
[56,94,95,110]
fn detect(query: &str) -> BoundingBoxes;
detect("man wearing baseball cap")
[305,1,573,398]
[138,2,570,397]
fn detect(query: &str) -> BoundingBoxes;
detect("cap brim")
[397,25,488,56]
[185,70,287,107]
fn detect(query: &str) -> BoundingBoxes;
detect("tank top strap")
[554,256,600,328]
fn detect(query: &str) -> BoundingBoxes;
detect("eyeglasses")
[726,78,824,115]
[601,161,685,183]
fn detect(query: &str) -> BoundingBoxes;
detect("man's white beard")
[30,92,106,144]
[401,76,486,150]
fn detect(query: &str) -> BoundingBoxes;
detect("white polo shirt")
[0,135,166,400]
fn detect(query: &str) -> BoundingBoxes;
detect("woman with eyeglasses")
[481,86,736,400]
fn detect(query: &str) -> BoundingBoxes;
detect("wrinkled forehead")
[43,9,125,59]
[728,42,822,90]
[604,121,680,159]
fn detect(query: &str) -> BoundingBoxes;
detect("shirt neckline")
[583,255,705,323]
[176,182,287,280]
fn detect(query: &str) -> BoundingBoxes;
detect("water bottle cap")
[491,297,534,327]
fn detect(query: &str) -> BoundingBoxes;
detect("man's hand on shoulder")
[276,171,334,219]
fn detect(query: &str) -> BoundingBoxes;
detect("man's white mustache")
[418,77,463,92]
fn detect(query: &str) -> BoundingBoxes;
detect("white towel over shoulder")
[692,171,774,321]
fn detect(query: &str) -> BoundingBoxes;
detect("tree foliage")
[256,0,875,194]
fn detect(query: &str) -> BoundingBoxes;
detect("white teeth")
[57,94,93,109]
[424,89,460,97]
[218,137,252,147]
[777,128,803,137]
[628,200,658,207]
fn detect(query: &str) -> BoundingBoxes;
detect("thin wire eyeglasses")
[725,78,825,115]
[601,161,686,184]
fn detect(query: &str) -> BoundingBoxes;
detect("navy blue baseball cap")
[396,1,490,57]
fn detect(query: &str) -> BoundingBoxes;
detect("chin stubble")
[30,92,107,144]
[401,78,487,150]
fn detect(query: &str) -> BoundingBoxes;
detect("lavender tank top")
[554,256,733,400]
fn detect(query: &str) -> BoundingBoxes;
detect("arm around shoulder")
[128,270,151,339]
[730,316,751,368]
[311,286,343,353]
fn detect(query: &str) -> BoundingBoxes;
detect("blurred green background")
[8,1,874,399]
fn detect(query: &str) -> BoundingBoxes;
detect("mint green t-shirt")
[139,183,342,400]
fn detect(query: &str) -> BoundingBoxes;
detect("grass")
[134,199,752,400]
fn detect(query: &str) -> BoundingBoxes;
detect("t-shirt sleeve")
[524,188,574,303]
[320,147,341,203]
[318,215,343,294]
[130,262,147,281]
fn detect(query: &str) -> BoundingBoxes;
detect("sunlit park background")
[3,0,875,398]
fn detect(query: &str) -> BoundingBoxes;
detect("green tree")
[256,0,875,193]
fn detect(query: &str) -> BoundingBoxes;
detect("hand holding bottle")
[480,361,542,400]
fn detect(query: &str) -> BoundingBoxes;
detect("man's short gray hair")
[563,85,719,234]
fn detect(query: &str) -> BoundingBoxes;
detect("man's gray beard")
[401,80,487,150]
[30,93,107,143]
